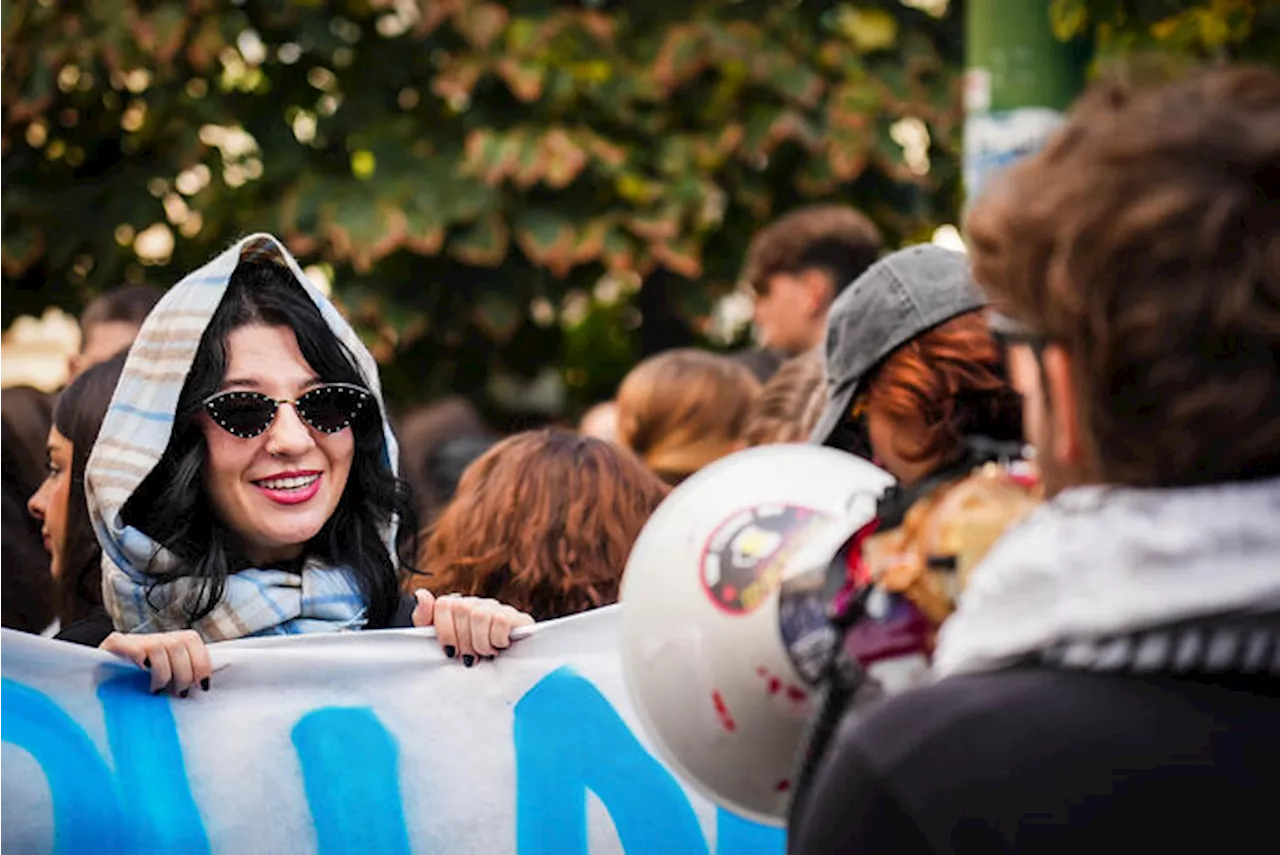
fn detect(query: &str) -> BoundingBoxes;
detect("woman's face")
[200,323,355,565]
[28,427,73,578]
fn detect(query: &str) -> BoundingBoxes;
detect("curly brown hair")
[967,65,1280,487]
[419,429,669,620]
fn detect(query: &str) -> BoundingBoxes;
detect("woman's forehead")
[221,324,321,391]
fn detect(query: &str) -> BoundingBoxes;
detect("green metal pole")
[963,0,1091,207]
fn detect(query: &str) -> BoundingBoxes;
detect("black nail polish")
[143,657,151,668]
[152,687,164,695]
[200,677,210,691]
[444,645,456,658]
[483,655,495,661]
[462,654,475,667]
[180,689,189,698]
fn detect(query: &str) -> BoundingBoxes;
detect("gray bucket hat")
[809,244,986,449]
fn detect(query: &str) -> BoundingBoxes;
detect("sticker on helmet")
[700,504,828,615]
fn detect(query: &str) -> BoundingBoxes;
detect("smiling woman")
[83,235,532,695]
[194,325,362,565]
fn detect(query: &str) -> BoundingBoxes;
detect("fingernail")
[180,689,189,698]
[200,677,210,691]
[143,657,151,668]
[152,687,164,695]
[444,645,456,658]
[483,655,495,661]
[462,654,475,667]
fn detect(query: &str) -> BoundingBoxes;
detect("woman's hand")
[100,630,212,697]
[411,589,535,667]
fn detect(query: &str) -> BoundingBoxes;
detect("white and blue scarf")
[935,477,1280,677]
[85,234,400,641]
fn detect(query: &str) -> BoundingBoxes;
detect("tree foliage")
[1052,0,1280,63]
[2,0,962,415]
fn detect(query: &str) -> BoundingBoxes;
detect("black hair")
[120,261,416,629]
[52,353,128,625]
[2,386,55,632]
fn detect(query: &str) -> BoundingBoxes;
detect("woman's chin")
[248,523,327,562]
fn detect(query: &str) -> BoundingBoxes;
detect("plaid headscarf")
[85,234,400,641]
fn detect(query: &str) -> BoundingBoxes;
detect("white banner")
[1,607,784,854]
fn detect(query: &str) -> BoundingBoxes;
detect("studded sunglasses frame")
[201,382,372,439]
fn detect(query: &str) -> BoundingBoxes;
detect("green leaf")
[325,191,406,273]
[650,235,702,280]
[540,128,589,189]
[473,290,523,344]
[1,0,27,50]
[1050,0,1091,41]
[496,58,545,103]
[651,23,705,91]
[834,6,899,54]
[455,2,510,51]
[1,226,45,276]
[450,214,509,267]
[514,208,576,277]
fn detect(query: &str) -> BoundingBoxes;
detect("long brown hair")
[419,429,669,620]
[616,349,761,484]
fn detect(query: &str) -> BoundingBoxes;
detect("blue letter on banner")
[98,673,210,854]
[514,666,709,855]
[2,678,127,854]
[292,707,412,855]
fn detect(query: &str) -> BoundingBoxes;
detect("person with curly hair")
[420,429,669,621]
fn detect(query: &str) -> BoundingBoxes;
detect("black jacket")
[789,665,1280,854]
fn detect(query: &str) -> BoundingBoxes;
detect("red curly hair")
[863,311,1023,464]
[418,429,669,621]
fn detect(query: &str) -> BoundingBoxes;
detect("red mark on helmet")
[711,690,737,733]
[785,684,808,703]
[758,666,782,695]
[775,779,792,793]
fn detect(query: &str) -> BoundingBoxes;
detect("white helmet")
[618,445,894,824]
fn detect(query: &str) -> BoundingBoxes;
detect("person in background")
[69,285,162,380]
[729,349,785,385]
[616,349,761,486]
[83,236,532,692]
[421,429,669,622]
[578,400,619,444]
[26,355,126,641]
[397,397,497,528]
[809,245,1023,488]
[741,204,882,359]
[739,349,825,447]
[2,386,56,632]
[789,65,1280,854]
